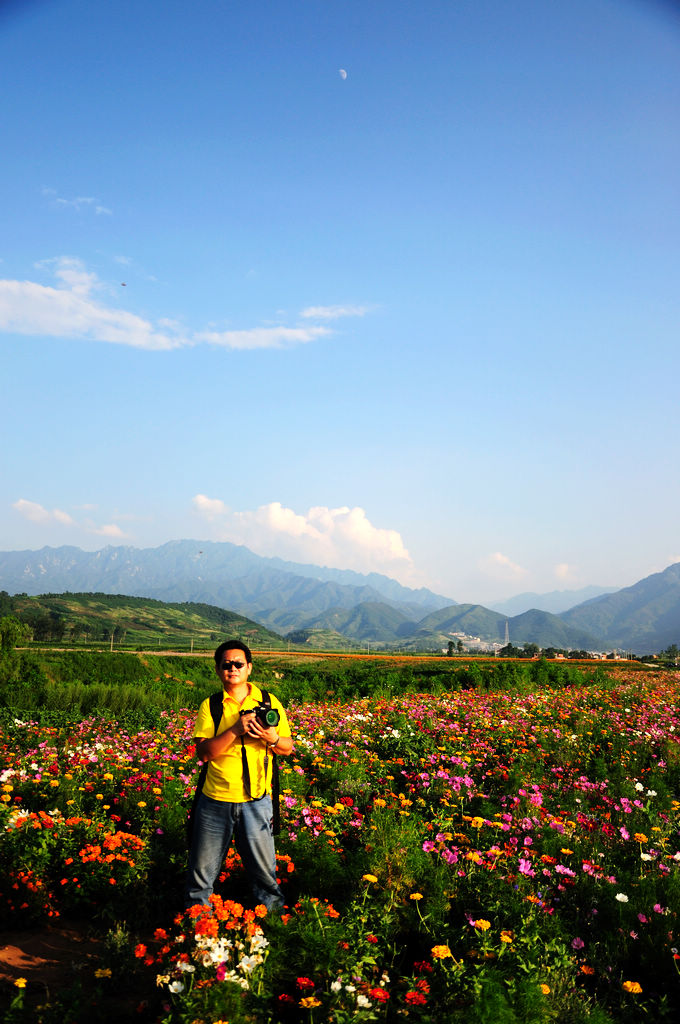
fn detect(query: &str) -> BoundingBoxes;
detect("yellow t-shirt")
[194,683,291,803]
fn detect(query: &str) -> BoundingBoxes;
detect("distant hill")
[291,601,601,652]
[0,540,453,631]
[559,562,680,653]
[4,592,284,649]
[487,585,616,617]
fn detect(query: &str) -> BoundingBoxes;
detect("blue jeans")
[184,792,283,911]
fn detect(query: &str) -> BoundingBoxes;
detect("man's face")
[217,649,252,686]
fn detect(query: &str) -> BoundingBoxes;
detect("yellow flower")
[94,968,112,979]
[373,798,387,807]
[500,930,513,943]
[14,978,27,989]
[410,892,424,901]
[300,996,322,1008]
[540,984,550,995]
[471,816,484,828]
[623,981,643,994]
[137,801,147,808]
[633,833,648,844]
[474,919,491,931]
[431,944,452,959]
[362,873,378,883]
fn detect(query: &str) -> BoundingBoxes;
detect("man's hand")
[240,711,278,746]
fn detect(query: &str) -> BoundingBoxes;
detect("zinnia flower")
[623,980,642,993]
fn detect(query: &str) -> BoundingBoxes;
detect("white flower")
[646,790,657,797]
[634,783,644,792]
[640,853,653,862]
[615,893,629,903]
[168,980,184,993]
[331,979,343,992]
[176,962,195,973]
[357,994,371,1008]
[238,954,261,973]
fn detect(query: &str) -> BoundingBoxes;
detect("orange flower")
[623,981,642,994]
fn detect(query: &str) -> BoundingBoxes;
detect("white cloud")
[300,304,369,320]
[13,497,127,538]
[192,494,229,519]
[0,273,184,350]
[0,258,363,352]
[90,523,126,538]
[479,551,528,581]
[43,188,112,215]
[554,562,577,582]
[192,325,330,350]
[13,499,74,526]
[192,497,413,577]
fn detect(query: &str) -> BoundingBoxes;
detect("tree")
[447,641,455,657]
[0,615,31,653]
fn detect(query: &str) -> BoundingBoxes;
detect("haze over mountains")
[0,541,678,655]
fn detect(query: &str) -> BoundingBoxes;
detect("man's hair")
[214,639,253,667]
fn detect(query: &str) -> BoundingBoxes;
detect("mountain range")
[1,541,678,654]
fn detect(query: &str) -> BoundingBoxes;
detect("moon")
[339,68,347,80]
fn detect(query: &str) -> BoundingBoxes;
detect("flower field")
[1,666,679,1022]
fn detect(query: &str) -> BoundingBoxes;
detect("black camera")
[240,704,280,729]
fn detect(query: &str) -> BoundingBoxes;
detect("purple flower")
[571,937,585,950]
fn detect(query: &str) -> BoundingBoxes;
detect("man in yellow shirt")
[184,640,293,910]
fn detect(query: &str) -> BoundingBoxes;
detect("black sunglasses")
[221,659,246,670]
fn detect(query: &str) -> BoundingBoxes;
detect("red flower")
[296,977,315,990]
[367,934,378,943]
[406,991,428,1006]
[368,987,390,1002]
[134,943,147,959]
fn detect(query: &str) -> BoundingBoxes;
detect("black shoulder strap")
[208,690,223,735]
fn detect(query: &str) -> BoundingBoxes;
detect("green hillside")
[5,592,284,650]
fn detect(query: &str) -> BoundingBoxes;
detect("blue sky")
[1,0,679,605]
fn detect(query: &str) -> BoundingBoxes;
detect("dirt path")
[0,924,102,988]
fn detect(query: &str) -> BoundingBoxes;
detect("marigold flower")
[300,996,322,1008]
[94,968,112,979]
[580,965,595,975]
[410,892,424,900]
[362,873,378,883]
[623,980,642,993]
[473,919,491,931]
[470,816,484,828]
[14,978,27,989]
[540,984,550,994]
[431,944,452,959]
